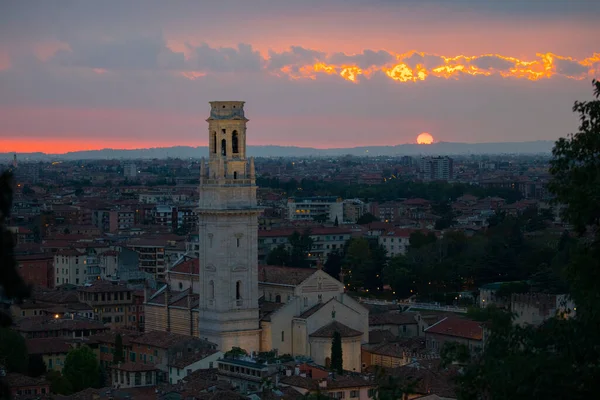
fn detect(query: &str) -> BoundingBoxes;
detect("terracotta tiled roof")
[171,258,200,274]
[131,330,215,349]
[369,311,418,326]
[168,348,220,368]
[309,321,363,338]
[259,265,315,286]
[77,281,132,293]
[298,302,327,319]
[425,317,483,341]
[281,374,375,390]
[4,372,49,389]
[363,337,427,358]
[110,362,158,372]
[15,316,108,333]
[27,338,72,355]
[367,329,397,344]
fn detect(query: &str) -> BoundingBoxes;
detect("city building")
[77,281,139,329]
[287,196,344,223]
[124,163,138,179]
[420,156,454,181]
[16,253,54,289]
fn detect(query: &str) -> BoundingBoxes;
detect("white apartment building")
[287,197,344,223]
[377,229,414,257]
[54,248,107,286]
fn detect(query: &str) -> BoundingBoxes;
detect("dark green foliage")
[0,171,32,328]
[357,212,378,225]
[46,370,73,395]
[224,347,248,359]
[334,216,339,226]
[323,250,343,280]
[457,80,600,399]
[0,328,28,373]
[439,342,470,367]
[343,238,386,292]
[494,281,530,299]
[27,354,47,377]
[113,333,124,364]
[265,229,314,268]
[62,346,101,393]
[330,331,343,375]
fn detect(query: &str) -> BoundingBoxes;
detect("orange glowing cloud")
[260,51,600,83]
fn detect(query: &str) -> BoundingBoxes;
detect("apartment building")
[377,229,414,257]
[258,226,354,263]
[77,281,139,329]
[287,197,344,223]
[343,199,367,223]
[420,156,454,181]
[126,239,166,278]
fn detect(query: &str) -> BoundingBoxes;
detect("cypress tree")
[330,331,343,375]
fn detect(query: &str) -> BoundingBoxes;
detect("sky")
[1,0,599,153]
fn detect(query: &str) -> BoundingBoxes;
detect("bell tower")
[197,101,262,352]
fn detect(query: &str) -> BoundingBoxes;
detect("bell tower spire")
[198,101,262,353]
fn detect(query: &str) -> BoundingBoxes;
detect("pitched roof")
[110,362,158,372]
[425,317,483,341]
[369,311,418,326]
[309,321,363,338]
[26,338,72,355]
[171,258,200,275]
[280,374,375,390]
[259,265,315,286]
[367,329,397,344]
[4,373,49,388]
[168,348,220,368]
[131,330,215,349]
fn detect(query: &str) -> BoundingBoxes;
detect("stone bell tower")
[197,101,262,352]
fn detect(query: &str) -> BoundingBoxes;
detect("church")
[144,101,369,372]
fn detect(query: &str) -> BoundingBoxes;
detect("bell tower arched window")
[236,281,242,300]
[209,280,214,299]
[212,132,217,154]
[233,171,238,180]
[232,131,239,153]
[221,139,227,156]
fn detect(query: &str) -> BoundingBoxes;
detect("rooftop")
[309,321,363,338]
[424,317,483,341]
[259,265,315,286]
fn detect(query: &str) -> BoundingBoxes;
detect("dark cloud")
[554,58,588,78]
[401,53,445,69]
[471,56,515,71]
[327,50,395,69]
[267,46,325,70]
[192,43,263,73]
[52,36,185,71]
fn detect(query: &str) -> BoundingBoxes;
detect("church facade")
[144,101,368,370]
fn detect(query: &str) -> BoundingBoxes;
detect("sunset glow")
[417,133,434,145]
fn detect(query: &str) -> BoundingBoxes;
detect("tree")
[113,333,124,364]
[266,244,290,266]
[224,347,248,359]
[357,212,378,225]
[330,331,343,375]
[0,171,31,328]
[439,341,470,367]
[334,216,339,226]
[27,354,47,377]
[46,370,73,395]
[288,229,314,268]
[0,328,28,373]
[324,250,344,280]
[62,346,101,393]
[457,81,600,399]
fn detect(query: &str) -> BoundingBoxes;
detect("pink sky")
[0,0,598,153]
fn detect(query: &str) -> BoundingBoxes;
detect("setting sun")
[417,132,434,144]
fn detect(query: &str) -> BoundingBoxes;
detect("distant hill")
[0,141,555,161]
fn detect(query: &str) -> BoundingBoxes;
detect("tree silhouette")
[113,334,124,364]
[62,346,101,393]
[330,331,343,375]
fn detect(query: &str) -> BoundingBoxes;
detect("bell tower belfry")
[197,101,262,352]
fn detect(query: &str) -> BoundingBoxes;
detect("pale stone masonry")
[197,101,263,352]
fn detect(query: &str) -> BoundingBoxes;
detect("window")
[350,390,359,398]
[212,132,217,153]
[209,362,213,369]
[233,171,237,179]
[303,297,308,307]
[135,372,142,386]
[236,237,240,247]
[281,331,285,342]
[130,352,136,362]
[221,139,227,156]
[236,281,242,300]
[275,294,281,303]
[145,371,152,385]
[209,280,215,299]
[232,131,240,154]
